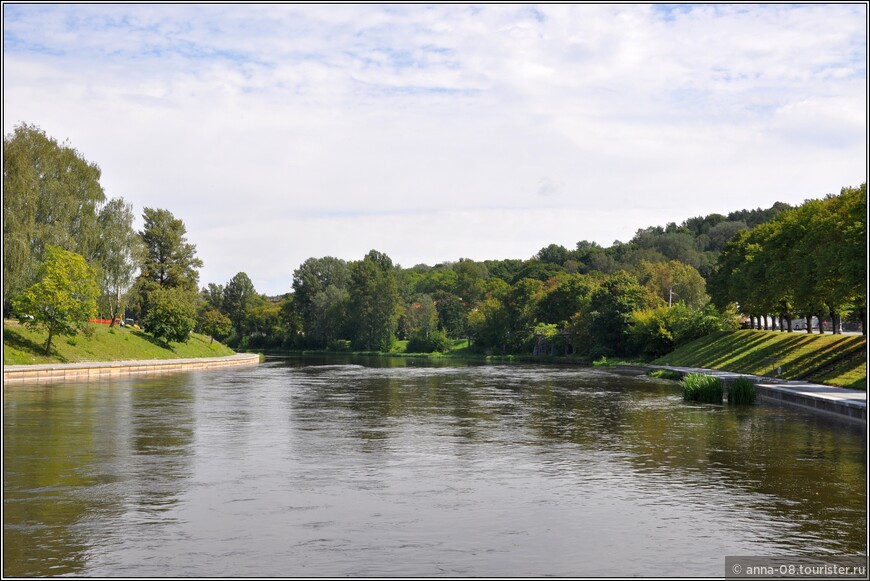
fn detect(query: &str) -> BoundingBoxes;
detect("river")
[3,356,866,576]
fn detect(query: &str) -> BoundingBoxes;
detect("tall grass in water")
[727,377,757,405]
[682,373,723,403]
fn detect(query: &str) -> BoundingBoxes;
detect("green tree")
[587,271,661,356]
[535,273,597,325]
[223,272,256,338]
[432,290,467,338]
[12,246,99,354]
[636,260,708,309]
[200,308,231,344]
[94,197,138,325]
[244,296,284,348]
[200,283,224,312]
[292,256,351,347]
[137,207,203,293]
[141,287,198,346]
[348,250,401,351]
[535,243,570,266]
[400,294,438,340]
[453,259,488,305]
[3,123,105,309]
[134,208,202,342]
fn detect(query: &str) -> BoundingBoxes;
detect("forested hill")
[443,200,796,286]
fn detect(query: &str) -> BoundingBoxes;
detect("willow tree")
[3,123,105,308]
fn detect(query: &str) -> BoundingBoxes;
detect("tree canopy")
[12,246,99,354]
[3,123,105,308]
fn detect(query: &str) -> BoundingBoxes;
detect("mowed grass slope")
[3,320,234,365]
[653,330,866,389]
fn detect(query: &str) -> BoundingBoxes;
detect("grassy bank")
[3,320,234,365]
[653,330,866,390]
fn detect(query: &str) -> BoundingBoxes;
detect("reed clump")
[727,377,757,405]
[682,373,723,403]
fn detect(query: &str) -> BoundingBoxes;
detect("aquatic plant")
[682,373,723,403]
[649,369,683,381]
[727,377,757,405]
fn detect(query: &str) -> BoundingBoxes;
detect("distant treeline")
[4,123,866,359]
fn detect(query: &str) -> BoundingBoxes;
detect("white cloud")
[3,3,866,295]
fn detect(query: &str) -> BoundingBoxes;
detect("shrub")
[728,377,757,405]
[406,330,450,353]
[682,373,723,403]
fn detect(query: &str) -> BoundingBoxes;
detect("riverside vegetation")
[3,123,866,371]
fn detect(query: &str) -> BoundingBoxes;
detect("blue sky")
[3,3,866,295]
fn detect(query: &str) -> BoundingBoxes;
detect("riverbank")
[3,320,234,365]
[3,352,260,385]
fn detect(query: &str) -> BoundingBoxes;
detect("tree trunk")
[806,315,813,334]
[829,308,841,335]
[44,329,54,355]
[817,313,826,334]
[762,316,768,331]
[786,316,793,332]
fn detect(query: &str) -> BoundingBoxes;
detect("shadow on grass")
[3,328,68,363]
[131,330,176,353]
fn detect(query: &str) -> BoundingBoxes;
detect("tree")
[134,208,202,342]
[535,273,597,325]
[587,271,661,356]
[292,256,352,347]
[348,250,401,351]
[137,207,203,293]
[95,197,138,325]
[535,243,570,266]
[223,272,257,338]
[636,260,708,309]
[432,290,467,338]
[400,294,438,340]
[3,123,105,309]
[200,308,231,344]
[12,246,99,354]
[200,283,224,312]
[141,287,198,346]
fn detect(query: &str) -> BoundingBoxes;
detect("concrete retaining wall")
[754,383,867,424]
[3,353,260,385]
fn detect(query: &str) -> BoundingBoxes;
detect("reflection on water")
[3,357,866,576]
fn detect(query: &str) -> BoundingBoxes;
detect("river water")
[3,357,866,576]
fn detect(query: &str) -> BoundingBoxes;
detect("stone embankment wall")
[3,353,260,385]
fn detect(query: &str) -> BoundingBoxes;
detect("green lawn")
[653,330,866,390]
[3,320,234,365]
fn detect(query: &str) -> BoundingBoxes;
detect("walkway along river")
[3,356,866,576]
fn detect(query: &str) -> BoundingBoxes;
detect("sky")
[3,3,867,296]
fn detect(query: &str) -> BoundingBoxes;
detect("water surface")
[3,357,866,576]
